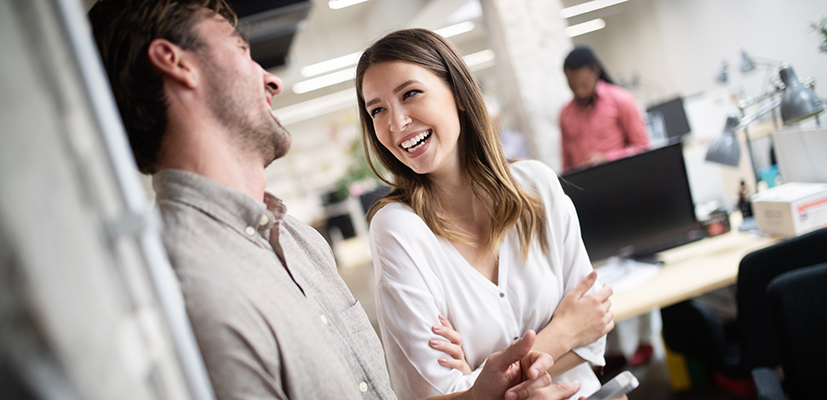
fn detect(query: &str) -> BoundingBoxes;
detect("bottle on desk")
[738,180,753,219]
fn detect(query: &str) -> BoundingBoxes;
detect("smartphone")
[583,371,639,400]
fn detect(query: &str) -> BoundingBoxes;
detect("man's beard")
[575,95,595,108]
[202,58,291,167]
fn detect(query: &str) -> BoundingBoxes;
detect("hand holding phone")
[583,371,639,400]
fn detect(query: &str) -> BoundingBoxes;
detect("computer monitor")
[646,97,691,140]
[561,143,703,263]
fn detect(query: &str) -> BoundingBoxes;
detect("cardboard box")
[751,182,827,237]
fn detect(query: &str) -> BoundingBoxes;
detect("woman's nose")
[389,107,411,133]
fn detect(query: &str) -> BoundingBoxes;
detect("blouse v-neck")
[437,234,510,293]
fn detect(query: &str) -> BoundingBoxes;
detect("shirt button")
[319,314,328,325]
[259,214,269,226]
[359,381,368,393]
[513,336,519,341]
[499,292,505,298]
[245,226,256,236]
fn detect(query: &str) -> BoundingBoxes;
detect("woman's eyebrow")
[365,80,421,108]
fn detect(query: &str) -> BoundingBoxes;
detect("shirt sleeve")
[527,161,607,366]
[559,107,573,172]
[370,206,481,400]
[613,88,650,155]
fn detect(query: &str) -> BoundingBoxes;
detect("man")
[87,1,582,399]
[559,46,649,173]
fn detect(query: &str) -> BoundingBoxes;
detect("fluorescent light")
[565,18,606,37]
[291,48,494,97]
[299,22,474,79]
[293,67,356,94]
[560,0,627,19]
[301,51,362,78]
[329,0,368,10]
[463,49,495,69]
[273,89,356,126]
[434,21,476,39]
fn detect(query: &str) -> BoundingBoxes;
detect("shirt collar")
[593,80,609,100]
[152,169,281,243]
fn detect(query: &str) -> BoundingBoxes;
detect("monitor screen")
[646,97,691,139]
[561,143,702,262]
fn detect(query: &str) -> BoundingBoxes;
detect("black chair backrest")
[766,263,827,400]
[736,228,827,370]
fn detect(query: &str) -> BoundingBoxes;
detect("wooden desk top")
[610,228,780,321]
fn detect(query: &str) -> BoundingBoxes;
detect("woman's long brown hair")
[355,28,548,258]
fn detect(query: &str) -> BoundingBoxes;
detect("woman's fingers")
[438,357,472,373]
[430,339,464,360]
[433,318,463,345]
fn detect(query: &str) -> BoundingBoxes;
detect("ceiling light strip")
[301,51,362,78]
[329,0,369,10]
[292,67,356,94]
[434,21,475,39]
[299,21,477,78]
[560,0,627,19]
[565,18,606,37]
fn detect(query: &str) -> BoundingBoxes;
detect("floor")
[337,260,741,400]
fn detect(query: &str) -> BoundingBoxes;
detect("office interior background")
[1,0,825,399]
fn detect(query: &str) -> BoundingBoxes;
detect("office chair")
[752,262,827,400]
[661,229,827,387]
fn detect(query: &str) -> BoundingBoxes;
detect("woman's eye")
[370,107,384,117]
[402,90,421,100]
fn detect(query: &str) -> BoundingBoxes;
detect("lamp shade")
[740,51,756,74]
[779,65,825,124]
[705,115,741,167]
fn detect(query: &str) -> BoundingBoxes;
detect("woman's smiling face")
[361,61,463,177]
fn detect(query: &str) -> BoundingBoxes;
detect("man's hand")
[466,330,555,400]
[551,271,614,349]
[526,381,582,400]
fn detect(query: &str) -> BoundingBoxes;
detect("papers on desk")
[594,259,661,294]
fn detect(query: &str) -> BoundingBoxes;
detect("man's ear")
[147,38,199,89]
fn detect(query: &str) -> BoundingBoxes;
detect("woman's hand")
[552,271,614,349]
[430,315,473,375]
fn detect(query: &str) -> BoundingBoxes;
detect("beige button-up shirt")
[153,169,395,400]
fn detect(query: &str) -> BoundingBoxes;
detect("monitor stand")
[594,256,662,294]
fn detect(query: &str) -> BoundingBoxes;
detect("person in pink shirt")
[559,47,649,173]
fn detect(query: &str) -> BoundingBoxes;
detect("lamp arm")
[737,97,782,130]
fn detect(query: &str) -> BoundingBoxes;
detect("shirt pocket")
[338,300,390,391]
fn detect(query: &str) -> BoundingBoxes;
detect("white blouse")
[369,160,606,400]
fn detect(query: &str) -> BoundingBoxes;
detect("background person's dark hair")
[563,46,613,85]
[88,0,237,174]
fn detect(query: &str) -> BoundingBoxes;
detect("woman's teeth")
[401,131,431,152]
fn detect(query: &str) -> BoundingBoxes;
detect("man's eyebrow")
[364,80,420,108]
[232,28,249,44]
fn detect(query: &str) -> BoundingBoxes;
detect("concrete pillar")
[480,0,572,172]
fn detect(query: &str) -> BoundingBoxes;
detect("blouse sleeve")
[525,160,607,367]
[369,205,482,400]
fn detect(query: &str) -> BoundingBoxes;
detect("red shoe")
[628,344,653,368]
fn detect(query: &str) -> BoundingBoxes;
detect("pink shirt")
[559,81,649,172]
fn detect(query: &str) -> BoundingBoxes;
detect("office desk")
[611,228,780,321]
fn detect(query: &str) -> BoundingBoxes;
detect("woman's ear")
[146,38,199,89]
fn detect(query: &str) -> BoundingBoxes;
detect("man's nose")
[264,69,283,96]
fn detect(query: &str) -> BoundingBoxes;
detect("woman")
[356,29,614,400]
